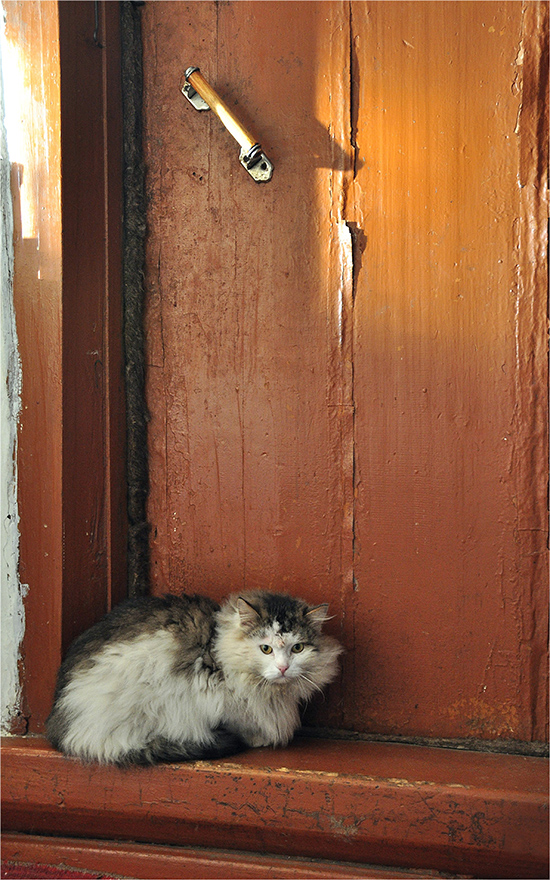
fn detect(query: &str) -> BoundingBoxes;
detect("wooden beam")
[2,737,547,878]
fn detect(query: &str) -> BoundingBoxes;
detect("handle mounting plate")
[239,145,274,183]
[182,66,273,183]
[182,68,210,111]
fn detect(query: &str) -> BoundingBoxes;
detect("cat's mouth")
[269,671,293,684]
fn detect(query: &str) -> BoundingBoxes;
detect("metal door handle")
[182,67,274,183]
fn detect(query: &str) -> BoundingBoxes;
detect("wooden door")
[142,1,548,742]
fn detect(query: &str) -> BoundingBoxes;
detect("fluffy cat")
[46,590,343,765]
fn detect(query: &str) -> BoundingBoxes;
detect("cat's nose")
[277,664,289,676]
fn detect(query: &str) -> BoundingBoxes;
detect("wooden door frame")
[12,0,126,734]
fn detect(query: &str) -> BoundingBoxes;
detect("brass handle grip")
[182,67,273,183]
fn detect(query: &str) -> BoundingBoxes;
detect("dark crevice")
[345,221,367,306]
[121,1,150,598]
[300,726,550,758]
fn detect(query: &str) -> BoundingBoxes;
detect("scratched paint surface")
[142,2,548,739]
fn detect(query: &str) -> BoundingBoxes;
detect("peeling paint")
[329,815,360,837]
[0,2,25,734]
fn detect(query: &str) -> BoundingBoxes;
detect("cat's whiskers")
[298,672,324,696]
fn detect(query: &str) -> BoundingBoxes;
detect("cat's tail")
[124,728,247,766]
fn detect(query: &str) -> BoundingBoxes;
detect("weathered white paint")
[1,3,25,734]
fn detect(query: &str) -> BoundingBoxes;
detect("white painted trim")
[1,3,25,733]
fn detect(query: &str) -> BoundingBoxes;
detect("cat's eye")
[259,644,273,654]
[291,643,305,653]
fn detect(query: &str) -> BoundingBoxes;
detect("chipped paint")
[2,737,549,877]
[0,2,25,734]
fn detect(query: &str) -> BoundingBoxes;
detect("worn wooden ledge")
[1,736,548,879]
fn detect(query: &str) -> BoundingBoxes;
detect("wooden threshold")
[1,736,548,879]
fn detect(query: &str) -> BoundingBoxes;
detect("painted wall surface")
[142,1,548,740]
[0,3,24,733]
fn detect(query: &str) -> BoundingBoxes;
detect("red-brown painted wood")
[143,0,352,612]
[142,1,548,741]
[2,737,548,878]
[58,0,127,652]
[347,0,549,743]
[143,0,352,729]
[0,834,459,880]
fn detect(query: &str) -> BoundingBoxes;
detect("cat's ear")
[306,603,331,629]
[236,597,261,629]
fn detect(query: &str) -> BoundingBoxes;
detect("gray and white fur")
[46,591,343,765]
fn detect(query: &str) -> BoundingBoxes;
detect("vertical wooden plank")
[143,0,353,726]
[514,1,549,741]
[58,1,126,650]
[59,1,108,650]
[349,0,547,739]
[120,0,149,597]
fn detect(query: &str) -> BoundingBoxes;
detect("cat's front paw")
[247,733,292,749]
[248,736,272,748]
[208,727,249,757]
